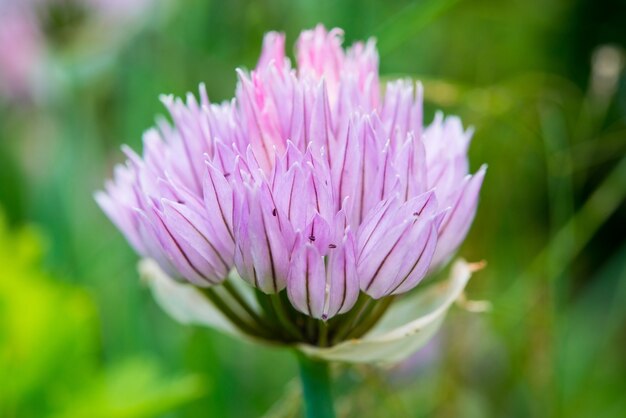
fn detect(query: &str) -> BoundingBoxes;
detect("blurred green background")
[1,0,625,417]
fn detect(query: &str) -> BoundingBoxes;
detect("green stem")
[318,321,329,347]
[270,293,305,341]
[254,289,286,338]
[346,295,395,339]
[331,296,374,343]
[296,353,336,418]
[305,316,317,343]
[200,288,269,338]
[327,293,366,340]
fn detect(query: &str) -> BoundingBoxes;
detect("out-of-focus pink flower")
[97,25,486,354]
[0,2,45,101]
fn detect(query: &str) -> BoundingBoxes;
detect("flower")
[97,25,486,362]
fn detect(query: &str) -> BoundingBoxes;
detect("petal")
[161,200,231,280]
[256,31,287,72]
[358,192,439,298]
[395,132,427,201]
[287,237,327,318]
[233,207,257,288]
[433,165,487,266]
[273,162,307,226]
[358,191,435,261]
[325,232,359,318]
[235,184,292,293]
[304,213,333,252]
[296,25,345,96]
[330,118,360,212]
[151,205,224,286]
[235,70,277,171]
[348,116,384,226]
[133,208,180,279]
[203,163,236,248]
[357,220,415,298]
[309,80,333,163]
[273,159,334,231]
[387,219,439,295]
[356,197,401,259]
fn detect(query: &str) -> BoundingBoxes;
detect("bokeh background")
[1,0,625,417]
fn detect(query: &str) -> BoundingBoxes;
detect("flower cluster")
[97,25,485,348]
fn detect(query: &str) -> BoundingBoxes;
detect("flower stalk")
[199,287,268,338]
[296,353,336,418]
[346,295,395,339]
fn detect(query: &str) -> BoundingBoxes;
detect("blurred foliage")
[1,0,625,417]
[0,214,206,417]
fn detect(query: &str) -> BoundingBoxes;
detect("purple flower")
[97,25,486,350]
